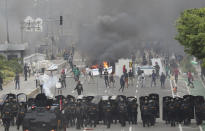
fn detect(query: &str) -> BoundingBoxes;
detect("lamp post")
[5,0,9,43]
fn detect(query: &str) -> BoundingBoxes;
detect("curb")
[27,88,40,98]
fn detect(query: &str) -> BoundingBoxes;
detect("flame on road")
[91,64,99,69]
[103,61,108,68]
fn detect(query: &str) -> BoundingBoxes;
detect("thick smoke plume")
[0,0,205,59]
[78,0,205,64]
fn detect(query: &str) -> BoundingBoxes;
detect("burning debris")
[89,61,112,76]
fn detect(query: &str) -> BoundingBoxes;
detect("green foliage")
[180,55,196,73]
[176,8,205,59]
[0,55,22,80]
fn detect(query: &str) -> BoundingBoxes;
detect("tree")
[176,8,205,63]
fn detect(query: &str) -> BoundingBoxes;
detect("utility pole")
[20,22,24,43]
[5,0,9,43]
[51,36,54,60]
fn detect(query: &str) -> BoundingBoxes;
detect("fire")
[103,61,108,68]
[91,64,99,69]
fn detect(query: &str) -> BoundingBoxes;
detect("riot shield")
[127,96,137,103]
[17,93,27,103]
[6,93,17,102]
[27,98,35,107]
[183,95,195,119]
[66,95,75,102]
[35,93,48,107]
[149,93,160,118]
[83,96,94,103]
[139,96,145,111]
[194,96,204,105]
[162,96,172,121]
[117,95,127,102]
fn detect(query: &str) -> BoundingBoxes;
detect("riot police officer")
[87,103,98,127]
[141,100,152,127]
[75,101,83,129]
[167,99,177,127]
[16,103,26,130]
[103,101,112,128]
[147,100,156,126]
[2,102,12,131]
[181,99,192,125]
[127,98,138,124]
[118,100,127,127]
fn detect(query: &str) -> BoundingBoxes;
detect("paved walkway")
[0,75,38,97]
[0,59,67,98]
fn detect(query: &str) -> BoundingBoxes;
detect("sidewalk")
[0,59,67,98]
[0,75,39,98]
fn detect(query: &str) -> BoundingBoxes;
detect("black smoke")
[78,0,205,63]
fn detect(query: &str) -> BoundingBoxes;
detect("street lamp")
[5,0,9,43]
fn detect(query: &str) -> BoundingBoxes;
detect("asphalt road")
[0,74,203,131]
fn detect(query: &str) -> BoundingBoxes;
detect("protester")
[173,68,179,83]
[119,74,125,92]
[151,70,156,87]
[154,62,160,78]
[99,64,103,78]
[124,70,129,88]
[104,69,109,88]
[28,66,31,78]
[35,72,39,88]
[0,74,3,90]
[160,72,166,88]
[187,71,194,87]
[123,65,127,74]
[128,69,134,86]
[24,64,28,81]
[61,71,66,88]
[14,73,20,90]
[140,70,145,88]
[74,81,83,95]
[109,72,115,87]
[56,78,62,95]
[165,64,170,78]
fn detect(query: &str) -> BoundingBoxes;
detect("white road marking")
[179,124,183,131]
[136,90,138,93]
[199,125,203,131]
[105,90,107,93]
[71,90,75,93]
[136,84,139,88]
[169,80,175,98]
[129,126,132,131]
[170,79,183,131]
[200,77,205,88]
[184,81,191,95]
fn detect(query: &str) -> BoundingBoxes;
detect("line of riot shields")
[1,93,205,131]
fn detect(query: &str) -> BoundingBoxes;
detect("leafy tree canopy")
[176,8,205,60]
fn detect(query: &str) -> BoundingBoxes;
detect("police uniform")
[2,103,12,131]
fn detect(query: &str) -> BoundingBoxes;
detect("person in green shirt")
[165,64,170,78]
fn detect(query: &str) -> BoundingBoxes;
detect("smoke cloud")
[40,74,58,98]
[78,0,205,63]
[0,0,205,59]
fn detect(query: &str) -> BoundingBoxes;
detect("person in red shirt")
[187,71,194,86]
[174,68,179,83]
[123,65,126,74]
